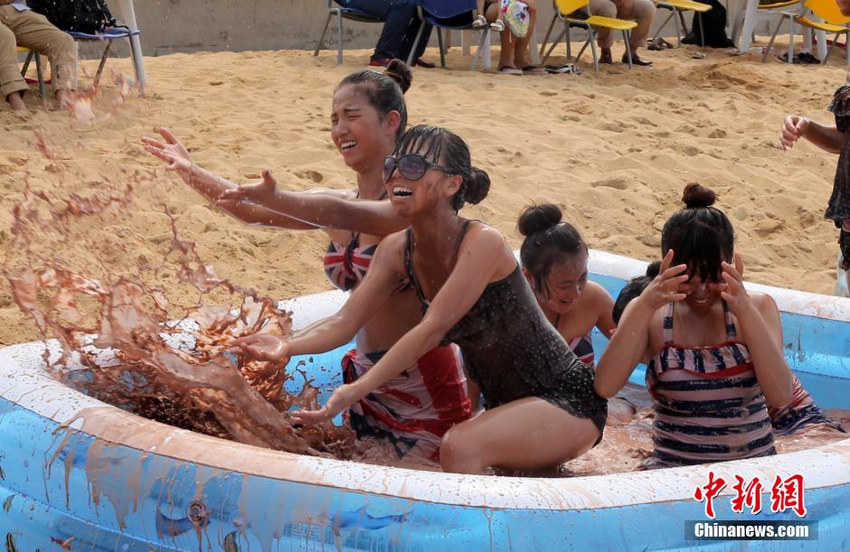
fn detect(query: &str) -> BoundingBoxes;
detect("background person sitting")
[0,0,76,111]
[589,0,655,66]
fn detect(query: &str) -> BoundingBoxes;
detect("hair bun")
[463,167,490,206]
[682,183,716,209]
[645,260,662,278]
[517,204,563,237]
[385,59,412,93]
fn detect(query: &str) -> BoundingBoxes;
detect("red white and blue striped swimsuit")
[644,301,776,467]
[322,232,470,460]
[567,332,594,366]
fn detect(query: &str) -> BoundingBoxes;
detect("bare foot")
[7,91,27,112]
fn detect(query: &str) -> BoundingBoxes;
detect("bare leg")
[439,396,600,474]
[514,0,539,69]
[6,91,27,112]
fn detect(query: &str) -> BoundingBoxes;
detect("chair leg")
[34,52,46,99]
[672,9,682,46]
[472,28,489,70]
[541,28,567,64]
[407,22,426,65]
[623,30,633,68]
[762,17,784,62]
[437,28,446,68]
[337,10,344,64]
[588,28,599,72]
[22,51,33,75]
[566,25,572,59]
[697,13,705,48]
[314,11,333,56]
[539,13,559,59]
[787,14,794,63]
[93,40,113,90]
[652,10,675,42]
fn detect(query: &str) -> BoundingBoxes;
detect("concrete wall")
[124,1,747,58]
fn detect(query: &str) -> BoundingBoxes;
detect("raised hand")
[141,127,193,174]
[638,249,689,310]
[290,383,359,426]
[228,333,291,364]
[779,115,809,150]
[720,253,751,314]
[216,169,278,207]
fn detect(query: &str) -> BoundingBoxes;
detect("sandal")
[545,63,581,74]
[499,65,523,75]
[521,65,546,75]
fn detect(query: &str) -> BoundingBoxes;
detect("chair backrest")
[805,0,850,23]
[419,0,478,19]
[554,0,591,16]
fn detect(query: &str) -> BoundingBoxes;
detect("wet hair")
[612,261,661,324]
[661,183,734,282]
[337,59,412,141]
[518,204,587,295]
[393,124,490,210]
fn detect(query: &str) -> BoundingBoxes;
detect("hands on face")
[719,253,751,314]
[639,249,689,310]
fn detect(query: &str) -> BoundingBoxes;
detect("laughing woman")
[143,62,471,462]
[231,125,607,474]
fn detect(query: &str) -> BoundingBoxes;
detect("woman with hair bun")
[144,62,471,462]
[231,125,607,474]
[518,204,615,365]
[596,183,795,468]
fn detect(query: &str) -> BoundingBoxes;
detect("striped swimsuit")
[645,301,776,467]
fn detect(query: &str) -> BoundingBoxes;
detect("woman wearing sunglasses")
[230,125,606,474]
[142,62,471,463]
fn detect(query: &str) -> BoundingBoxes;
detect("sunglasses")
[383,154,454,183]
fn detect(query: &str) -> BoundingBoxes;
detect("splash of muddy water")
[4,167,354,459]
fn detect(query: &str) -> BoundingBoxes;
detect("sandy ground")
[0,41,847,346]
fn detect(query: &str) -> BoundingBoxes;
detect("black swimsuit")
[403,221,607,436]
[827,85,850,269]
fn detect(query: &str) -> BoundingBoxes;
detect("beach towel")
[501,0,531,38]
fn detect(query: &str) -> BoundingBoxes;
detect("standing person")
[489,0,544,75]
[230,125,607,475]
[595,184,793,468]
[337,0,435,68]
[517,204,615,365]
[143,62,470,462]
[0,0,76,111]
[780,87,850,297]
[589,0,655,66]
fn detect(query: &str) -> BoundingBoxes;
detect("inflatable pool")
[0,250,848,551]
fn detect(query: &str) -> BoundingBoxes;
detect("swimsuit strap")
[722,300,738,339]
[661,301,675,345]
[404,219,474,308]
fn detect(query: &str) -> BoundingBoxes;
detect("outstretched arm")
[217,174,408,235]
[293,226,514,424]
[780,116,843,154]
[142,128,320,230]
[595,251,689,398]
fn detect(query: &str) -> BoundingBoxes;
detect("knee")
[439,427,484,474]
[591,0,617,18]
[635,0,656,23]
[48,32,76,58]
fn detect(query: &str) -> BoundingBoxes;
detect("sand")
[0,43,847,346]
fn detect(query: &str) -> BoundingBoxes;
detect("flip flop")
[545,64,581,74]
[499,65,523,75]
[521,65,546,75]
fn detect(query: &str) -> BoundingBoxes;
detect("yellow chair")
[539,0,639,71]
[651,0,713,46]
[762,0,850,63]
[17,47,46,99]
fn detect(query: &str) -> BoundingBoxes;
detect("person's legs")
[439,396,600,474]
[0,10,30,110]
[513,0,541,70]
[622,0,655,62]
[6,10,76,98]
[589,0,616,62]
[347,0,416,61]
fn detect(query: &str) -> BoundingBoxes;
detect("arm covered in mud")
[216,172,408,235]
[292,226,512,425]
[142,128,319,230]
[229,233,405,365]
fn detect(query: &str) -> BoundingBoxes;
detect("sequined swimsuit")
[404,221,607,435]
[827,85,850,269]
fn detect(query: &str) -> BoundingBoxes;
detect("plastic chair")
[69,27,142,91]
[762,0,850,63]
[407,0,491,70]
[651,0,713,46]
[539,0,638,71]
[314,0,386,64]
[732,0,801,51]
[18,47,46,99]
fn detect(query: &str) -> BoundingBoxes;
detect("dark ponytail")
[661,183,734,281]
[518,204,587,295]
